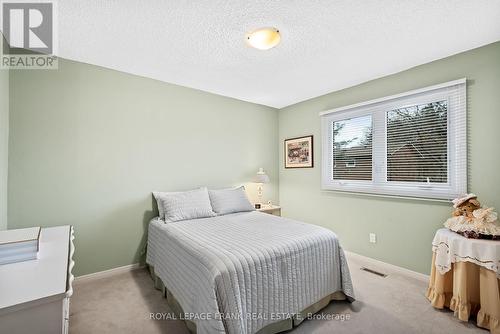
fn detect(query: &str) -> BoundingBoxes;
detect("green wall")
[0,60,7,231]
[8,58,278,275]
[278,42,500,274]
[7,42,500,276]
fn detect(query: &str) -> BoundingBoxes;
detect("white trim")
[319,78,466,116]
[71,254,429,290]
[74,263,144,285]
[345,250,429,283]
[321,190,451,203]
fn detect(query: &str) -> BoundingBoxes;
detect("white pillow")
[153,188,205,219]
[153,191,167,219]
[209,186,255,215]
[153,188,216,223]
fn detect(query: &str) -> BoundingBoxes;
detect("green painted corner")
[7,58,278,276]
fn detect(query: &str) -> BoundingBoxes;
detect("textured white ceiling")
[58,1,500,108]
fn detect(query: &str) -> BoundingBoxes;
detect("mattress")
[146,211,354,334]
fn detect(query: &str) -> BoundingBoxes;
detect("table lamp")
[253,168,270,208]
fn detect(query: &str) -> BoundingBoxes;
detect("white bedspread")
[146,211,354,334]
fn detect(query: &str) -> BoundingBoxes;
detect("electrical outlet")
[369,233,377,243]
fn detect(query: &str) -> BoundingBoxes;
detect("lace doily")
[432,228,500,277]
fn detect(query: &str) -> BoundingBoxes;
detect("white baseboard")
[74,263,144,285]
[345,250,429,283]
[74,252,428,286]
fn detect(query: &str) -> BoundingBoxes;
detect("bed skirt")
[148,265,347,334]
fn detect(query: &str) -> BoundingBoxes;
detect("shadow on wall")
[135,196,158,266]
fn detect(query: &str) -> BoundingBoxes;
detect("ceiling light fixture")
[245,27,281,50]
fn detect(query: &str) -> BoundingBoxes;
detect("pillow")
[153,191,167,219]
[153,188,205,219]
[153,188,216,223]
[209,186,255,215]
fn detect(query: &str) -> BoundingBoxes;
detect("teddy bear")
[452,194,481,220]
[445,193,500,239]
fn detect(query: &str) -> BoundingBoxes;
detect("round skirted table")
[426,228,500,334]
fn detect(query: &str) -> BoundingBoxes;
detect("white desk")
[0,226,75,334]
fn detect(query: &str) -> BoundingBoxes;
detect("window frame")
[320,79,466,200]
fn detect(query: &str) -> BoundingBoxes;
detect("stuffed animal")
[445,193,500,239]
[452,194,480,219]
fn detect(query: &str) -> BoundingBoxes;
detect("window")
[386,101,448,183]
[332,115,372,180]
[321,79,466,200]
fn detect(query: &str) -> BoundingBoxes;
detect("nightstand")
[256,205,281,216]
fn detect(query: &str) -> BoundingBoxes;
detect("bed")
[146,210,354,334]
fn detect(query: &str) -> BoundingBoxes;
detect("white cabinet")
[0,226,75,334]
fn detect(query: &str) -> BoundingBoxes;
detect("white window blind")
[321,79,466,200]
[332,115,372,181]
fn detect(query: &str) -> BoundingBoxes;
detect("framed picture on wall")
[284,135,313,168]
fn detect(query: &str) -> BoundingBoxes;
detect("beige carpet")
[70,254,486,334]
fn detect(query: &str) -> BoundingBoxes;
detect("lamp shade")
[254,168,270,184]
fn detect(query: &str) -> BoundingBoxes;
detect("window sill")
[320,188,452,203]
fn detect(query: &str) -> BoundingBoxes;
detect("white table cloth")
[432,228,500,277]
